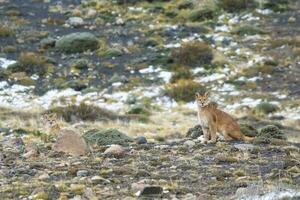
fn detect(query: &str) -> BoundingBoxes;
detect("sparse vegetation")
[254,102,279,115]
[165,79,204,102]
[7,52,50,75]
[46,102,119,122]
[219,0,256,12]
[233,24,264,36]
[170,41,213,68]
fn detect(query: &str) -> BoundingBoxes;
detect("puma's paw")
[208,140,217,144]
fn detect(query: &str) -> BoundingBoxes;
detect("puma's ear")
[195,92,200,99]
[204,91,209,97]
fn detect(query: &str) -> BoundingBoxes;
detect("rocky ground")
[0,0,300,199]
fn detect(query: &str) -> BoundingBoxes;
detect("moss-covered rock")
[186,125,203,139]
[170,40,213,68]
[254,125,286,144]
[55,32,99,53]
[83,128,133,146]
[254,102,279,115]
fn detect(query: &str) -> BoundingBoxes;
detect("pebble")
[184,140,196,148]
[76,170,89,177]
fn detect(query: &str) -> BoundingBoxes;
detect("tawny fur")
[195,92,254,143]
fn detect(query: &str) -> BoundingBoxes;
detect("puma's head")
[195,92,210,108]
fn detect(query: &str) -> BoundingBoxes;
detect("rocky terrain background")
[0,0,299,199]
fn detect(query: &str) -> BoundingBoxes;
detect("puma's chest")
[197,112,211,128]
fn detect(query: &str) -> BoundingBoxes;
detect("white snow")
[0,58,16,69]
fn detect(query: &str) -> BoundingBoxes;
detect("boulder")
[55,32,99,53]
[53,129,89,156]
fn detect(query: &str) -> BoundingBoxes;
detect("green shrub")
[47,102,119,122]
[165,79,204,102]
[254,102,279,115]
[254,125,286,144]
[262,0,291,11]
[170,67,192,83]
[170,40,213,68]
[0,25,13,37]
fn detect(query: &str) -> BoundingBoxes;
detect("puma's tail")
[242,135,255,142]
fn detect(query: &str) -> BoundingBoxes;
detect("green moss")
[165,79,204,102]
[254,102,279,115]
[233,24,264,36]
[83,128,133,146]
[47,102,119,122]
[170,40,213,68]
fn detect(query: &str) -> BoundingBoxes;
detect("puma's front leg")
[202,127,210,144]
[209,124,217,144]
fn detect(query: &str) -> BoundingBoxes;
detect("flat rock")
[52,130,89,156]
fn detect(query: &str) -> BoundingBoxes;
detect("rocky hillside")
[0,0,299,199]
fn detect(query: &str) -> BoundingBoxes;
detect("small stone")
[184,140,195,148]
[38,173,50,181]
[67,17,84,27]
[288,16,296,23]
[40,37,56,49]
[53,130,89,156]
[91,175,110,184]
[182,193,197,200]
[103,144,125,158]
[115,18,125,25]
[76,170,89,177]
[86,9,97,18]
[136,136,147,144]
[23,149,39,159]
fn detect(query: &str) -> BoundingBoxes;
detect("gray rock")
[67,17,85,27]
[76,170,89,177]
[184,140,196,148]
[136,136,147,144]
[55,32,99,53]
[103,144,125,158]
[186,125,203,139]
[91,175,110,184]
